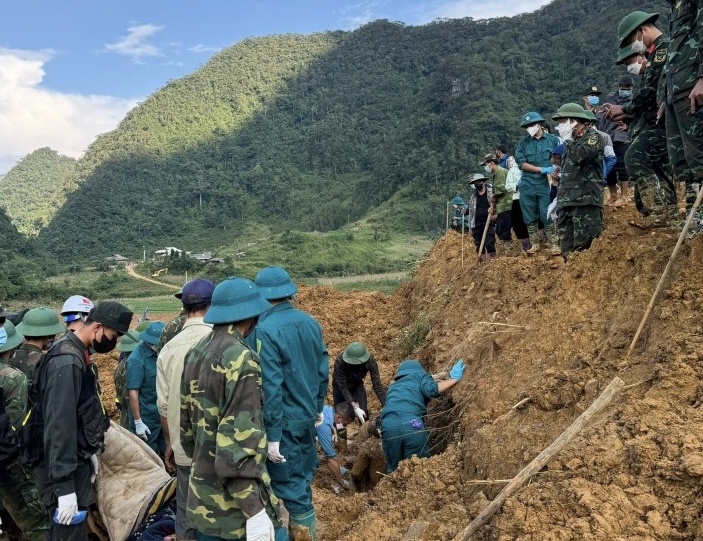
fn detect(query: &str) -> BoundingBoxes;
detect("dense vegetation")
[23,0,667,265]
[0,148,77,235]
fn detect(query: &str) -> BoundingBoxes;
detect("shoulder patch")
[654,49,667,63]
[588,134,598,147]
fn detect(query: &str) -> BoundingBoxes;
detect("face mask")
[93,328,118,354]
[484,165,492,173]
[0,327,6,349]
[587,96,600,106]
[627,61,643,75]
[526,125,540,137]
[619,89,633,98]
[556,120,576,141]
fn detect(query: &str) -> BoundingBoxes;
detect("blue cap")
[140,321,166,345]
[204,277,271,324]
[254,266,298,300]
[552,144,565,156]
[520,111,545,127]
[182,278,215,306]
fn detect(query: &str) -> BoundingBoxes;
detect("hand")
[245,509,275,541]
[164,444,176,474]
[615,122,628,131]
[353,406,366,423]
[89,454,99,484]
[267,442,286,463]
[690,78,703,113]
[314,412,324,427]
[449,359,466,380]
[56,493,78,525]
[603,103,623,120]
[134,419,151,440]
[540,166,554,175]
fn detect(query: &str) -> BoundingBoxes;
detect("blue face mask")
[0,326,7,350]
[587,96,600,106]
[619,89,632,98]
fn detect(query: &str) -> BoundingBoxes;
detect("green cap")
[136,320,151,332]
[0,321,24,354]
[16,307,65,337]
[117,330,141,352]
[552,103,591,121]
[617,11,659,46]
[342,342,371,365]
[616,43,639,65]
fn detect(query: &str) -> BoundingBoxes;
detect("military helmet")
[468,173,489,184]
[16,307,65,337]
[582,109,598,122]
[451,196,466,206]
[117,330,141,353]
[254,266,298,300]
[342,342,371,365]
[552,103,591,121]
[0,321,24,354]
[520,111,545,127]
[204,277,271,325]
[616,43,640,65]
[140,321,166,346]
[617,11,659,46]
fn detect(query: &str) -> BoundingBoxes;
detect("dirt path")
[125,264,181,290]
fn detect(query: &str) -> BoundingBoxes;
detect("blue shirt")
[315,405,336,458]
[126,341,159,423]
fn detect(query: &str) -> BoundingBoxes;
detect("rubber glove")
[314,412,324,427]
[353,406,366,424]
[540,166,555,175]
[245,509,274,541]
[449,359,466,380]
[267,442,286,463]
[90,454,99,483]
[342,479,350,490]
[134,419,151,440]
[56,493,78,525]
[340,466,348,476]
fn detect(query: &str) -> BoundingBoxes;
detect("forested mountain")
[0,148,77,236]
[40,0,667,262]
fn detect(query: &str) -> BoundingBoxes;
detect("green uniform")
[180,325,283,540]
[8,344,43,390]
[515,132,560,225]
[557,127,606,257]
[126,342,165,453]
[491,166,512,214]
[663,0,703,209]
[158,312,187,351]
[114,354,130,428]
[0,361,49,541]
[623,35,678,222]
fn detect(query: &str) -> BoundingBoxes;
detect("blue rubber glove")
[540,166,555,175]
[449,359,465,380]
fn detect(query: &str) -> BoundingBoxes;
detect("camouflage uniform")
[557,127,606,258]
[0,361,49,541]
[180,325,283,539]
[8,344,43,391]
[663,0,703,212]
[114,353,130,428]
[158,312,187,351]
[623,35,678,222]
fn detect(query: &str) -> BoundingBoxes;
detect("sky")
[0,0,551,175]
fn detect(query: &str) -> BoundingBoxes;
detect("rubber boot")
[525,223,540,255]
[546,223,561,256]
[502,240,513,256]
[289,510,317,541]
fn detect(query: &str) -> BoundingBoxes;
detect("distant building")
[189,252,213,261]
[154,247,184,257]
[105,254,128,265]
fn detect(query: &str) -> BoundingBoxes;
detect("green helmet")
[617,11,659,46]
[342,342,370,365]
[552,103,591,121]
[0,321,24,354]
[117,330,141,353]
[520,111,545,127]
[616,43,639,65]
[16,307,65,337]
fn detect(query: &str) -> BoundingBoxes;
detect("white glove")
[353,406,366,423]
[56,493,78,525]
[314,412,324,427]
[342,479,350,490]
[90,454,99,483]
[134,419,151,440]
[547,198,559,222]
[267,442,286,463]
[246,509,275,541]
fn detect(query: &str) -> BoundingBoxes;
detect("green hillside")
[0,148,77,236]
[39,0,667,262]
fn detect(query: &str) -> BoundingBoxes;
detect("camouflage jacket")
[626,35,669,132]
[157,312,187,350]
[663,0,703,103]
[180,325,282,538]
[558,128,606,208]
[9,344,43,389]
[0,360,29,429]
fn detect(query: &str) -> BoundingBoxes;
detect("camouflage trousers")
[666,99,703,210]
[0,463,50,541]
[557,206,602,259]
[625,125,678,221]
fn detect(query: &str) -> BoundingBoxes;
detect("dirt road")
[125,264,181,290]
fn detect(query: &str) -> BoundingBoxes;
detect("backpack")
[0,387,19,467]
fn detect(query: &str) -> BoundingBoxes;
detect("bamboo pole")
[454,376,625,541]
[477,211,492,262]
[627,187,703,357]
[461,218,465,268]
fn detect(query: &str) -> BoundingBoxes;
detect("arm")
[438,379,460,393]
[129,389,142,422]
[367,358,386,405]
[255,329,285,442]
[126,353,145,422]
[492,169,507,200]
[317,330,329,415]
[333,355,355,405]
[326,457,346,486]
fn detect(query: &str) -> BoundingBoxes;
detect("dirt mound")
[97,203,703,540]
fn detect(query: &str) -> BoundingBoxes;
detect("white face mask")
[556,120,576,141]
[526,125,540,137]
[484,165,492,173]
[627,60,643,75]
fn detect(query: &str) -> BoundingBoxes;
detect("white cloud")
[413,0,551,23]
[339,1,382,29]
[105,23,164,60]
[0,48,137,174]
[188,44,221,54]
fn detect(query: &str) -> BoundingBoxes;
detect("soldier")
[114,330,140,429]
[157,278,214,541]
[59,295,94,333]
[11,308,65,385]
[157,289,187,350]
[0,321,50,541]
[661,0,703,228]
[481,152,513,252]
[33,301,132,541]
[552,103,607,259]
[515,111,561,254]
[606,11,678,227]
[332,342,386,422]
[247,266,329,541]
[601,77,634,207]
[449,196,470,233]
[180,277,285,541]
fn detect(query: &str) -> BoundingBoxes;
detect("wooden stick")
[627,187,703,357]
[477,212,492,262]
[473,322,526,329]
[461,218,465,269]
[454,376,625,541]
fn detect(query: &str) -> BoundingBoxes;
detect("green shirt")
[8,343,43,389]
[0,360,29,429]
[491,166,512,214]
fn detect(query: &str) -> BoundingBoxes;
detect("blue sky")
[0,0,550,174]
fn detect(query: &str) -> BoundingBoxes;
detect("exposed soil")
[94,201,703,540]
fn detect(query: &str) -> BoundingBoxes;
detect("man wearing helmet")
[333,342,386,424]
[11,308,66,386]
[60,295,94,332]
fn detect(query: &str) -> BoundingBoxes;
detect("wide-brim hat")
[140,321,166,346]
[552,102,592,121]
[342,342,371,365]
[468,173,489,184]
[254,266,298,300]
[479,153,498,165]
[0,321,23,353]
[204,277,271,325]
[520,111,545,127]
[16,307,65,337]
[117,330,141,352]
[615,43,639,65]
[618,11,659,46]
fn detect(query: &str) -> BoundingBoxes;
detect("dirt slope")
[97,202,703,540]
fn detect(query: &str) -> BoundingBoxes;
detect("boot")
[289,510,317,541]
[525,223,540,255]
[546,223,561,256]
[502,240,513,256]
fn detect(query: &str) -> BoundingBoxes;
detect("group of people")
[450,4,703,260]
[0,265,466,541]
